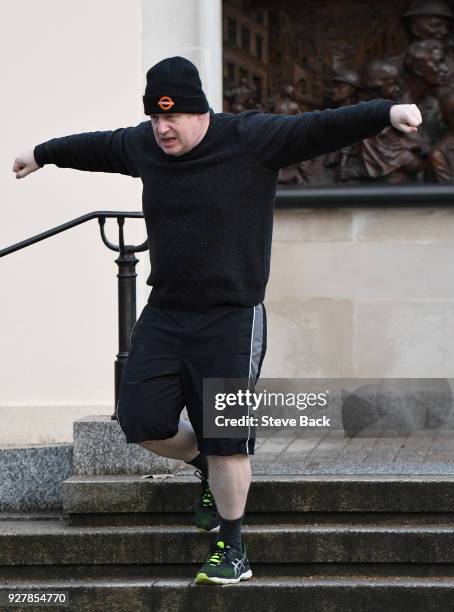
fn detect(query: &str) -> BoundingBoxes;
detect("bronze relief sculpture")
[223,0,454,184]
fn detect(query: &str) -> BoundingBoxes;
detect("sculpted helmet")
[332,70,363,89]
[403,0,454,19]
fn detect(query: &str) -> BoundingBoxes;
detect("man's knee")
[137,432,177,448]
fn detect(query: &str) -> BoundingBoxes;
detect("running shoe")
[193,468,220,533]
[194,539,252,585]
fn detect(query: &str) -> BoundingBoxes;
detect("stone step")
[3,518,454,566]
[62,473,454,515]
[2,576,454,612]
[68,510,454,528]
[4,561,454,581]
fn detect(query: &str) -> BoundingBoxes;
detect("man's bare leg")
[207,454,251,519]
[138,416,199,462]
[140,426,250,518]
[139,422,250,547]
[205,454,251,553]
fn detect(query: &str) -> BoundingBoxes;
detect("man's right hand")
[12,149,40,179]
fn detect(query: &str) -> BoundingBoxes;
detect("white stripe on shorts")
[245,303,264,454]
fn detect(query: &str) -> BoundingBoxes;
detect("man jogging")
[12,56,422,585]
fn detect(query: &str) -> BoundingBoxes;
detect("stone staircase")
[2,474,454,611]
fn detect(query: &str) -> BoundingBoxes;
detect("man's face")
[420,43,449,84]
[379,75,401,100]
[368,66,401,100]
[410,15,450,40]
[149,112,208,156]
[332,82,354,102]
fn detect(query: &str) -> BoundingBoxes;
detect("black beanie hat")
[143,56,209,115]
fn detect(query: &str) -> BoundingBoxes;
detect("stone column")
[141,0,223,111]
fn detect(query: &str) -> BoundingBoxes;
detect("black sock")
[186,452,208,479]
[218,512,244,551]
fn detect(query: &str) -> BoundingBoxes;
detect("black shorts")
[116,301,267,456]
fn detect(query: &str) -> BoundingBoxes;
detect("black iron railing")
[0,211,147,419]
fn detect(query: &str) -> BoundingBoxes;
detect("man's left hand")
[390,104,423,133]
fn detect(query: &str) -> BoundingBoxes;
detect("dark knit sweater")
[34,99,395,312]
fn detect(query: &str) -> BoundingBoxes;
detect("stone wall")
[263,206,454,379]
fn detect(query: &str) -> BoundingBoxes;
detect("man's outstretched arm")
[236,100,422,170]
[12,125,143,180]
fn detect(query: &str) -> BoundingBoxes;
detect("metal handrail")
[0,210,147,257]
[1,211,148,418]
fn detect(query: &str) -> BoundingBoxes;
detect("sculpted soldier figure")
[224,76,256,113]
[274,84,306,184]
[429,89,454,181]
[361,59,429,183]
[331,69,364,106]
[386,0,454,80]
[402,38,449,144]
[325,70,366,184]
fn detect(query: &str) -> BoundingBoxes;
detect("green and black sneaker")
[194,539,253,585]
[193,469,220,533]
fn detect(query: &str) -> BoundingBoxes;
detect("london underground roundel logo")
[158,96,175,111]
